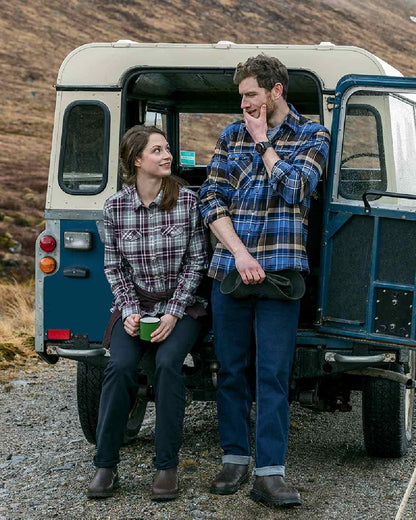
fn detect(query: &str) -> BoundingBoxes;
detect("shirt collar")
[281,103,302,134]
[126,184,163,211]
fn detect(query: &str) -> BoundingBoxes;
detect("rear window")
[179,113,240,166]
[58,101,110,195]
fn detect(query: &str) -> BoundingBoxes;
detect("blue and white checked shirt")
[199,104,330,281]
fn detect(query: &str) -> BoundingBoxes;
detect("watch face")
[255,141,270,155]
[255,142,265,154]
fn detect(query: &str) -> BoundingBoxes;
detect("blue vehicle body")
[43,219,112,341]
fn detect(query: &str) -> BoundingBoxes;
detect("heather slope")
[1,0,416,277]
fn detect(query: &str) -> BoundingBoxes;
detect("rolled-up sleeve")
[270,129,330,204]
[199,134,231,226]
[103,202,141,321]
[165,199,209,318]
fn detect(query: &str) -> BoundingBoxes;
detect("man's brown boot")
[250,475,301,507]
[210,463,249,495]
[87,467,119,499]
[151,467,179,501]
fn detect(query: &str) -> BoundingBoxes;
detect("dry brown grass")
[0,278,40,379]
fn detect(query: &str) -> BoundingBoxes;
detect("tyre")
[123,395,149,445]
[76,362,105,444]
[76,362,149,445]
[362,353,415,458]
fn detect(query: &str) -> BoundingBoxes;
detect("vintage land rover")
[35,41,416,457]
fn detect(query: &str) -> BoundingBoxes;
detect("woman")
[87,125,208,501]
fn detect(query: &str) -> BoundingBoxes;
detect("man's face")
[238,76,275,120]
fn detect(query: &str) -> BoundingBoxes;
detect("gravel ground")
[1,359,416,520]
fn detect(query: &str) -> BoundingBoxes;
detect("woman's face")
[134,133,172,180]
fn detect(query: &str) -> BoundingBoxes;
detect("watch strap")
[255,141,273,156]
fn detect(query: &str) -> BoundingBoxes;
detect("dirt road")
[1,359,416,519]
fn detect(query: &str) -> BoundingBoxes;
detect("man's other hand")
[235,250,266,285]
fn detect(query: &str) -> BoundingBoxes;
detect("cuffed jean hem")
[254,465,285,477]
[222,455,251,465]
[93,457,120,468]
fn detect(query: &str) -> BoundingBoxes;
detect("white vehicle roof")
[58,41,402,90]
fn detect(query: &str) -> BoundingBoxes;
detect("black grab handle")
[362,190,416,214]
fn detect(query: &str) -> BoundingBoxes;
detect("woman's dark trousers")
[94,315,200,469]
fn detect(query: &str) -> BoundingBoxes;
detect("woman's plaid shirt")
[103,184,208,320]
[199,104,330,281]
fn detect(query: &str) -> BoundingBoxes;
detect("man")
[199,54,330,507]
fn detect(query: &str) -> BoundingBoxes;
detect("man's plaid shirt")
[199,104,330,281]
[104,184,208,320]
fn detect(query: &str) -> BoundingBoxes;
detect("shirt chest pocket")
[227,153,253,190]
[160,225,185,238]
[121,229,142,241]
[118,229,143,256]
[160,225,187,250]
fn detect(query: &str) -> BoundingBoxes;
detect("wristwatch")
[255,141,273,156]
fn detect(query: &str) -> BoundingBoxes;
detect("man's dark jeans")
[94,315,200,469]
[211,280,300,477]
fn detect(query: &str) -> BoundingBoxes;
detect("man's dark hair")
[233,54,289,100]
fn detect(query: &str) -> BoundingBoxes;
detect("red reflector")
[40,235,56,252]
[47,329,71,340]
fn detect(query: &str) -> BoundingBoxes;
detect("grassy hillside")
[0,279,38,378]
[1,0,416,278]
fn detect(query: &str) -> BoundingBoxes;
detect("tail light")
[40,256,56,274]
[40,235,56,252]
[48,329,71,340]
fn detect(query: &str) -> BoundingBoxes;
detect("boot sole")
[250,488,302,507]
[86,478,119,499]
[210,472,249,495]
[151,490,179,501]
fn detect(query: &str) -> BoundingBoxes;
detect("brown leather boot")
[87,467,119,499]
[210,463,249,495]
[250,475,301,507]
[151,467,179,501]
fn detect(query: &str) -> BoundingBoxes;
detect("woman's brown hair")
[119,125,179,211]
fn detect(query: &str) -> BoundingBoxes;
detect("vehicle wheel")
[76,362,104,444]
[362,354,415,458]
[76,362,149,445]
[123,396,149,445]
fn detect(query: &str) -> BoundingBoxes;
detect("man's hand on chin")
[244,104,268,143]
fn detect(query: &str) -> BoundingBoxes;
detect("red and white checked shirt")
[103,184,208,320]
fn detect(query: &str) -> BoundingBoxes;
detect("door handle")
[325,352,396,363]
[362,190,416,214]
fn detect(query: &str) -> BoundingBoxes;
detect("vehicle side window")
[59,101,110,195]
[145,110,167,131]
[338,104,386,200]
[389,92,416,198]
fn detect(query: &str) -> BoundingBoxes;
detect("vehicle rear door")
[318,75,416,348]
